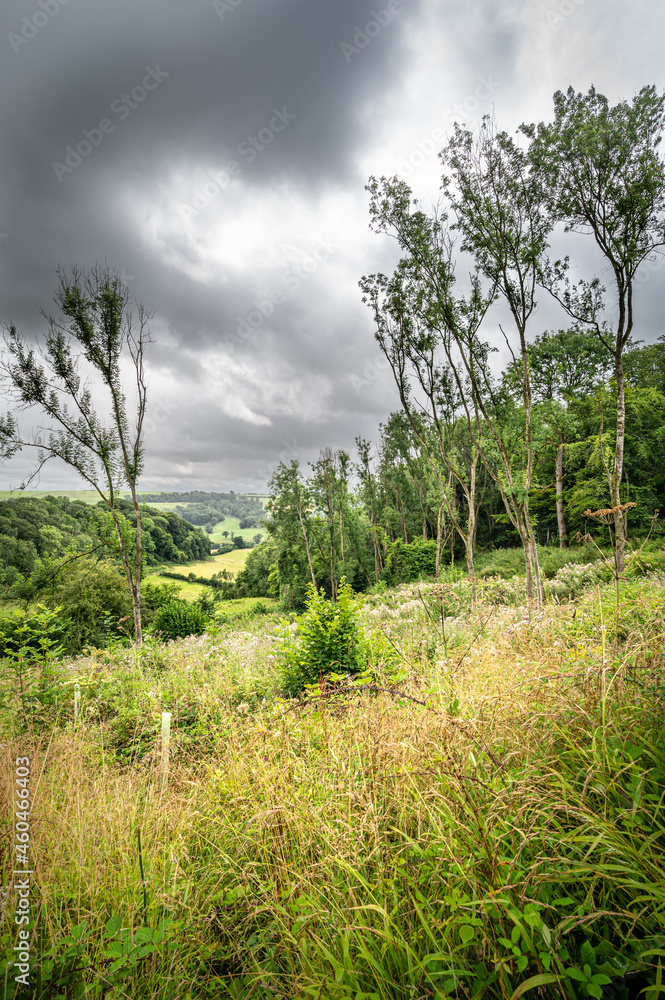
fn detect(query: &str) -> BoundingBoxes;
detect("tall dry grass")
[1,576,664,998]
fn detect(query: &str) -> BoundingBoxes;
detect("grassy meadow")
[2,558,665,998]
[144,550,252,600]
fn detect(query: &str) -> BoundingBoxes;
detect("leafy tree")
[267,461,318,590]
[355,436,385,583]
[440,117,554,603]
[362,171,550,606]
[360,202,488,596]
[42,556,133,653]
[624,335,665,393]
[1,266,151,642]
[525,84,665,570]
[503,327,614,546]
[235,539,278,598]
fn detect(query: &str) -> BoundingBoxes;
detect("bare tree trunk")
[466,450,479,601]
[128,487,144,645]
[464,525,476,602]
[373,529,382,583]
[555,439,567,548]
[610,358,627,573]
[435,501,444,580]
[297,507,317,587]
[113,515,142,645]
[527,523,544,607]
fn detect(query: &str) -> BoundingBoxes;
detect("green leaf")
[509,973,561,1000]
[103,942,125,958]
[105,914,124,936]
[459,924,475,944]
[565,967,589,983]
[133,927,153,944]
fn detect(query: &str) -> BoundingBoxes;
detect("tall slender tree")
[440,117,553,604]
[1,266,151,643]
[362,176,552,606]
[524,85,665,571]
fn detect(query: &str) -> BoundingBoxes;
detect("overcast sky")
[1,0,664,493]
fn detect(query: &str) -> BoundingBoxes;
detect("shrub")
[276,580,366,695]
[546,560,611,599]
[140,580,182,627]
[43,556,134,652]
[0,606,70,728]
[384,539,438,583]
[0,605,69,664]
[151,601,210,641]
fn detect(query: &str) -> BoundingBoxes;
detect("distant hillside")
[0,495,211,594]
[137,491,266,531]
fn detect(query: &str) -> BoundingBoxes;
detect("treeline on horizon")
[137,491,265,532]
[234,331,665,607]
[0,494,211,597]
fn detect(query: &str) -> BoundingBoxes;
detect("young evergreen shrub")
[0,605,69,664]
[0,606,70,728]
[276,580,366,696]
[151,601,209,641]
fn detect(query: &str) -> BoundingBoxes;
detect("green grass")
[211,548,252,572]
[209,515,265,543]
[144,551,252,600]
[2,574,665,997]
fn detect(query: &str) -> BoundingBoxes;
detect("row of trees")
[360,84,665,607]
[252,328,665,606]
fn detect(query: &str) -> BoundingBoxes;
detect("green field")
[144,548,252,599]
[209,515,266,544]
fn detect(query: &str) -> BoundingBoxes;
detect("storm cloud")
[1,0,664,491]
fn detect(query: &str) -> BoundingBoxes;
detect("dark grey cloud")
[1,0,664,491]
